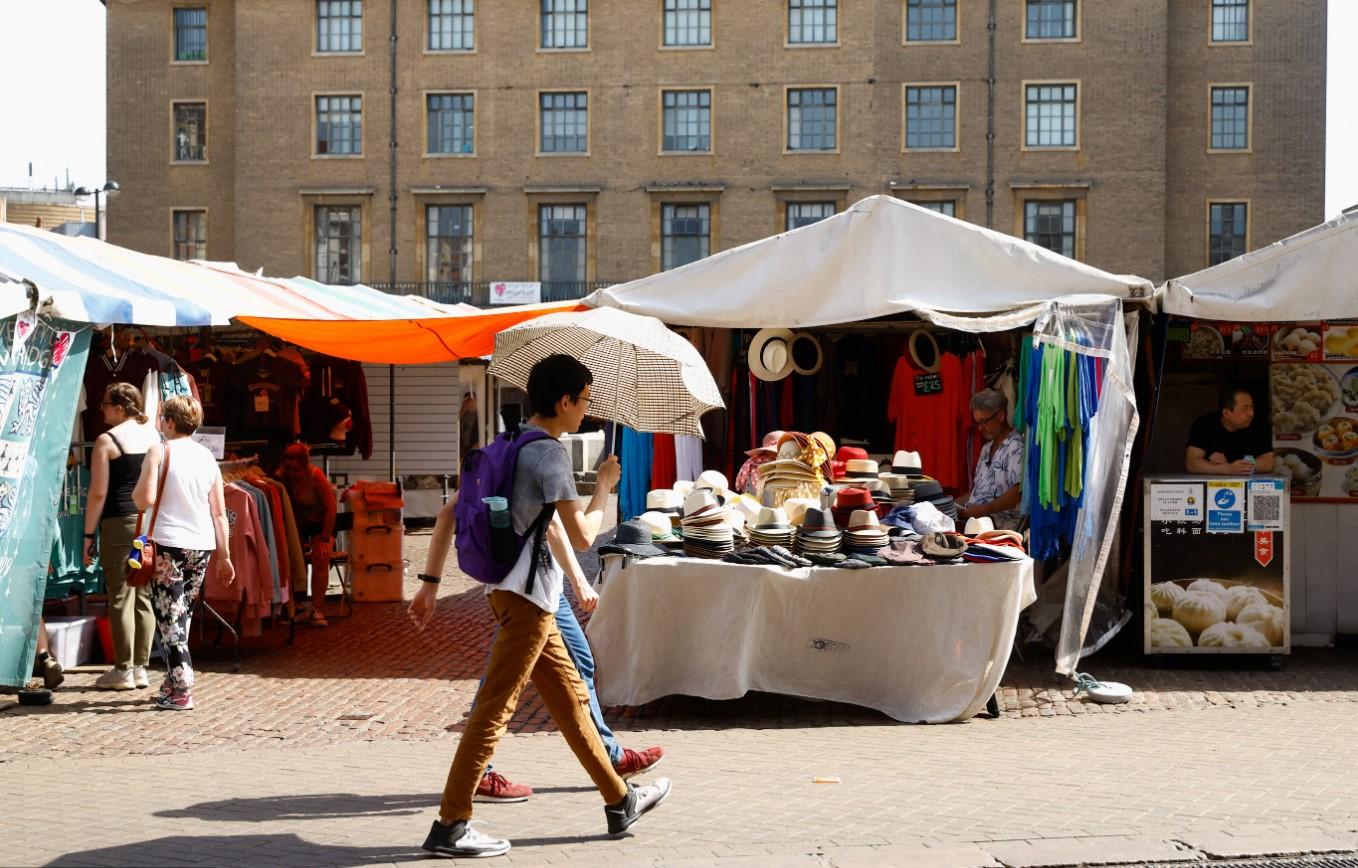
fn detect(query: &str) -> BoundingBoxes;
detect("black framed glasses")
[973,409,1003,428]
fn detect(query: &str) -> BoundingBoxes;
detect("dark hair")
[1218,382,1253,413]
[527,354,593,418]
[283,442,311,465]
[103,382,148,424]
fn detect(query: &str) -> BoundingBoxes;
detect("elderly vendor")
[957,389,1024,530]
[1185,382,1274,475]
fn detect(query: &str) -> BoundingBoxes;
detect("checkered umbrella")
[487,307,724,439]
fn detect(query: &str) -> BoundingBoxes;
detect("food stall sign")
[1254,532,1274,568]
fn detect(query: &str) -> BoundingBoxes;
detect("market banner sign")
[0,314,90,687]
[488,282,541,306]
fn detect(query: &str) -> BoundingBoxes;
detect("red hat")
[834,446,869,463]
[834,487,875,510]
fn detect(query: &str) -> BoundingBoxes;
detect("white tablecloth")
[587,557,1036,724]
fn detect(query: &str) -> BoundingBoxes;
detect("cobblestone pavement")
[3,527,1358,866]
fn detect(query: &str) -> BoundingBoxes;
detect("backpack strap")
[522,504,557,597]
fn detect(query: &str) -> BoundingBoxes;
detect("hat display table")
[587,557,1035,724]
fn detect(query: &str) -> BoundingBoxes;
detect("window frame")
[783,85,841,155]
[534,201,592,288]
[658,88,714,156]
[312,93,365,159]
[1020,79,1080,151]
[785,0,840,48]
[890,188,967,221]
[1012,187,1086,261]
[426,0,476,53]
[773,188,846,234]
[538,0,591,53]
[423,90,478,158]
[314,0,364,55]
[168,207,208,260]
[1205,199,1252,266]
[422,202,478,284]
[901,82,960,152]
[1206,82,1253,153]
[784,200,838,232]
[310,202,367,285]
[535,89,591,157]
[1208,0,1252,46]
[1021,0,1081,43]
[169,99,209,165]
[902,0,959,45]
[659,202,713,271]
[659,0,714,50]
[170,6,209,64]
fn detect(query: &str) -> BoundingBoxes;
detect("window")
[541,0,588,49]
[172,210,206,260]
[1212,0,1249,42]
[426,205,473,283]
[315,206,362,284]
[317,0,362,52]
[789,0,837,44]
[539,204,587,286]
[1025,0,1076,39]
[904,85,956,150]
[172,102,207,162]
[539,92,588,154]
[1024,200,1076,258]
[905,0,956,42]
[786,202,835,230]
[316,95,362,155]
[428,93,474,154]
[1024,83,1077,148]
[664,0,711,46]
[1210,86,1249,150]
[661,204,710,270]
[910,199,956,218]
[173,8,207,61]
[661,90,711,153]
[787,88,837,151]
[1209,202,1248,265]
[429,0,473,50]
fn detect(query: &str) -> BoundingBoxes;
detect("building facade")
[106,0,1326,295]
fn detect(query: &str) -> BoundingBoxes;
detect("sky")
[0,2,1353,216]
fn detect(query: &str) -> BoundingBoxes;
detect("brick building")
[105,0,1326,297]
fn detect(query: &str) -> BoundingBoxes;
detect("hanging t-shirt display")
[231,352,304,437]
[81,348,159,442]
[189,354,232,427]
[835,334,890,443]
[305,356,372,459]
[886,350,968,491]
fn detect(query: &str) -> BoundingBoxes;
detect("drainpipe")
[985,0,997,229]
[387,0,399,483]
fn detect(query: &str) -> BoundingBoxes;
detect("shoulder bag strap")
[522,504,557,598]
[144,442,173,538]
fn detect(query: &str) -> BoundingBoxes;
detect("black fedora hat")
[598,521,671,558]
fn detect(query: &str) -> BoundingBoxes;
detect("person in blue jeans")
[411,497,663,803]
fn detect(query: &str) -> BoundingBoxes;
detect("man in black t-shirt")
[1185,382,1275,475]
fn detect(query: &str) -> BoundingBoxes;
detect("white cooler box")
[43,616,99,668]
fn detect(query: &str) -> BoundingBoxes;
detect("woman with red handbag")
[133,396,234,711]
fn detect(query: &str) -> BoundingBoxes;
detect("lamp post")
[73,181,120,241]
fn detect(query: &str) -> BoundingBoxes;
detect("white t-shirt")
[151,437,220,551]
[485,427,576,613]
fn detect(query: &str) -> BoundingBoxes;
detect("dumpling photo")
[1198,622,1271,649]
[1150,581,1185,616]
[1173,591,1227,639]
[1187,578,1228,600]
[1237,604,1286,646]
[1150,618,1193,649]
[1223,586,1267,621]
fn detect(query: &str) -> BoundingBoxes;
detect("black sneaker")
[604,778,672,838]
[421,820,510,859]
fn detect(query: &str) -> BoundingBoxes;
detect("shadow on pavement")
[46,833,426,867]
[0,697,156,716]
[155,793,440,822]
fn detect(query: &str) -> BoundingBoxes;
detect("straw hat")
[646,489,683,514]
[963,516,995,536]
[638,511,681,543]
[748,328,796,381]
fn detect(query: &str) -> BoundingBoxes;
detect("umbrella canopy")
[487,307,724,438]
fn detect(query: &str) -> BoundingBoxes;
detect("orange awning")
[239,301,586,364]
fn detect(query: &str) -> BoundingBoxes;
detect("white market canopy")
[585,195,1153,327]
[1163,210,1358,322]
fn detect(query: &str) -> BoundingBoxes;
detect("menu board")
[1178,322,1276,360]
[1269,321,1358,501]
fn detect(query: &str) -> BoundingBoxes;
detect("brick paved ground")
[3,526,1358,866]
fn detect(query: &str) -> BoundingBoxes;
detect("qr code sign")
[1253,496,1280,522]
[1248,483,1283,529]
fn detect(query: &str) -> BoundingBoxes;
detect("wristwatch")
[417,573,442,585]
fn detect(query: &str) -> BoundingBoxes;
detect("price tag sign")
[192,426,226,459]
[913,373,942,396]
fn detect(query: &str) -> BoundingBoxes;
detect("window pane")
[1209,202,1248,264]
[1210,86,1249,150]
[427,204,474,283]
[539,204,588,287]
[428,93,475,154]
[317,0,363,52]
[315,205,362,284]
[541,0,588,49]
[787,88,837,151]
[173,8,208,61]
[1212,0,1248,42]
[788,0,837,44]
[1025,83,1076,147]
[905,86,956,149]
[663,0,711,46]
[661,204,711,270]
[540,92,588,153]
[429,0,474,50]
[786,201,835,230]
[1025,0,1076,39]
[317,95,363,155]
[661,90,711,152]
[1024,200,1076,258]
[173,103,207,162]
[909,199,957,218]
[906,0,956,42]
[172,210,207,260]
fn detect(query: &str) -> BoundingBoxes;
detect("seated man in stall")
[956,389,1025,531]
[1185,382,1274,476]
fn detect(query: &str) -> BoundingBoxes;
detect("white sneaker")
[133,666,150,689]
[421,820,511,858]
[94,667,135,691]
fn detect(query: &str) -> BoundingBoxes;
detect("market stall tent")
[586,195,1154,676]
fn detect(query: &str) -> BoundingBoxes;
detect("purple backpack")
[455,429,557,590]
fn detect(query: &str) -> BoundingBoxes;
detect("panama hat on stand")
[748,328,796,382]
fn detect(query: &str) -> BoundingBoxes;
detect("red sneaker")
[613,746,665,780]
[473,770,532,803]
